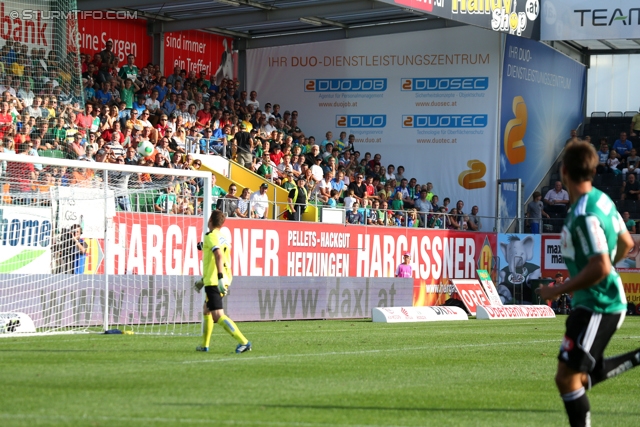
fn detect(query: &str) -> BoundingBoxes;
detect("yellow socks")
[217,314,248,345]
[202,314,213,348]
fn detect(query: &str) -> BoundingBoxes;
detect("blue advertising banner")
[499,180,519,233]
[496,233,542,304]
[499,36,585,202]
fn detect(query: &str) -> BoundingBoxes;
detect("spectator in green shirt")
[257,153,273,180]
[622,211,636,233]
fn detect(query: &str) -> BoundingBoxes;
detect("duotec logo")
[401,77,489,91]
[402,115,487,128]
[336,115,386,128]
[305,79,387,92]
[503,96,527,165]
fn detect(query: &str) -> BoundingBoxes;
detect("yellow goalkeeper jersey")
[202,229,232,287]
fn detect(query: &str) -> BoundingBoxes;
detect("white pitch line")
[182,339,559,364]
[0,412,415,427]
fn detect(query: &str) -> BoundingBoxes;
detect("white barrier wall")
[247,26,500,216]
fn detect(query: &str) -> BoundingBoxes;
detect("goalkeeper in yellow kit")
[195,210,251,353]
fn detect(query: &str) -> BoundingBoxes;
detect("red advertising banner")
[163,30,233,80]
[452,280,491,316]
[76,17,152,65]
[107,214,497,307]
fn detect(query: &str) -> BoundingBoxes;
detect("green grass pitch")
[1,317,640,427]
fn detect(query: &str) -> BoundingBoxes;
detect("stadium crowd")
[0,40,482,229]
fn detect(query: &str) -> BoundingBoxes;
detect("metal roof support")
[78,0,182,10]
[238,18,463,50]
[149,0,384,34]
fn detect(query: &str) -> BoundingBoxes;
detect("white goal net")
[0,153,211,335]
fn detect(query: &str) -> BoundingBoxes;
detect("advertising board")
[499,35,585,201]
[378,0,540,39]
[247,26,500,216]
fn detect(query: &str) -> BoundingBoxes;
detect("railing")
[0,183,568,233]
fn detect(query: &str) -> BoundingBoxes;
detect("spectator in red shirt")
[6,142,35,193]
[101,121,124,144]
[155,115,170,138]
[76,103,94,134]
[365,175,377,200]
[0,101,12,140]
[270,144,285,166]
[195,102,213,129]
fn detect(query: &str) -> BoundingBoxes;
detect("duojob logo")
[336,115,386,128]
[401,77,489,91]
[403,115,487,128]
[305,78,387,92]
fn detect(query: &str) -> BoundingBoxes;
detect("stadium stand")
[0,39,498,230]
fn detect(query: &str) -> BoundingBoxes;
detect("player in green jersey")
[195,210,251,354]
[539,141,640,427]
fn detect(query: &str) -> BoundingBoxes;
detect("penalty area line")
[182,339,558,364]
[0,412,412,427]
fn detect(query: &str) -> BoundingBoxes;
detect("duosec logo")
[504,95,527,165]
[401,77,489,91]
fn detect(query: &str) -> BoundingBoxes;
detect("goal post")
[0,153,212,335]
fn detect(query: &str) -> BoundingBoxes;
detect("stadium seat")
[625,111,638,118]
[540,186,550,198]
[591,111,607,126]
[593,174,603,187]
[624,200,637,213]
[600,174,616,186]
[606,187,622,200]
[50,150,66,159]
[608,111,624,124]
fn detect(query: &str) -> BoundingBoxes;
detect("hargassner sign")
[542,0,640,40]
[380,0,541,39]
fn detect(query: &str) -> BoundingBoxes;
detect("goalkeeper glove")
[217,273,229,296]
[197,242,203,251]
[193,278,204,293]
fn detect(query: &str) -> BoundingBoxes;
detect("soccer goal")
[0,153,212,335]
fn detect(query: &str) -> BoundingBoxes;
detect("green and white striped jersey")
[561,188,627,313]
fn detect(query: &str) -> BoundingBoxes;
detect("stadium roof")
[77,0,640,55]
[75,0,467,49]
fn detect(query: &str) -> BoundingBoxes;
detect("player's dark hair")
[209,210,226,228]
[563,140,598,183]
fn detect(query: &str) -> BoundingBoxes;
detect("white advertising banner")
[542,236,564,272]
[542,1,640,40]
[0,205,52,274]
[476,305,555,319]
[56,186,116,239]
[0,1,53,53]
[371,306,468,323]
[247,26,500,216]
